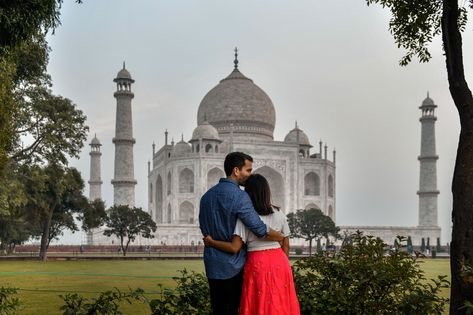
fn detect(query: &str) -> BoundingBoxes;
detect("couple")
[199,152,300,315]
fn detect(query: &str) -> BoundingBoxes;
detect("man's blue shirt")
[199,178,268,280]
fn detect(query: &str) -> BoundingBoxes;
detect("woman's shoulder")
[271,207,286,218]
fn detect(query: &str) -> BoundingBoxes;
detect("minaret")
[111,63,137,206]
[417,93,439,227]
[89,134,103,200]
[87,134,102,245]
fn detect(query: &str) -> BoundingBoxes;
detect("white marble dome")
[197,68,276,141]
[191,120,220,141]
[284,126,311,146]
[172,138,191,156]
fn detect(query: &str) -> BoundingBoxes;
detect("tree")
[316,238,322,253]
[103,206,157,256]
[78,198,107,232]
[11,83,88,166]
[0,215,30,255]
[287,208,339,256]
[292,232,449,315]
[19,164,101,260]
[364,1,473,311]
[0,1,82,173]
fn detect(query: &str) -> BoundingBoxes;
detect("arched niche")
[207,167,225,189]
[155,175,163,223]
[179,168,194,193]
[179,201,194,224]
[304,172,320,196]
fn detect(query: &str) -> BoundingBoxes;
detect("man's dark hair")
[224,152,253,176]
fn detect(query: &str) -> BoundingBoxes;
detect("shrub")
[149,269,211,315]
[59,288,146,315]
[292,231,449,315]
[0,287,21,315]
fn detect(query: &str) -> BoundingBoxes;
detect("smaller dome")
[116,68,132,80]
[114,62,133,81]
[90,134,101,145]
[284,123,311,146]
[422,96,435,106]
[191,121,220,141]
[173,137,191,156]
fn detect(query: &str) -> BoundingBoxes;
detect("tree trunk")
[124,238,132,257]
[39,212,53,261]
[308,239,312,256]
[441,1,473,313]
[120,236,126,256]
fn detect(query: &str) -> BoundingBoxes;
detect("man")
[199,152,285,315]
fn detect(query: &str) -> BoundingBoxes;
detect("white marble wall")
[147,139,336,245]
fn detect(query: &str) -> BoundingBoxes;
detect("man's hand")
[203,235,214,247]
[265,228,285,242]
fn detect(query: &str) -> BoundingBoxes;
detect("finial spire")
[427,91,430,98]
[234,47,239,69]
[123,61,125,69]
[181,134,184,141]
[295,121,298,129]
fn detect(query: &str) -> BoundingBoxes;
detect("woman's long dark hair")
[244,174,275,215]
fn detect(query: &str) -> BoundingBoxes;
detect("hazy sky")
[46,1,470,244]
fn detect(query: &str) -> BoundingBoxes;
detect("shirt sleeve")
[280,211,291,237]
[199,197,209,236]
[233,219,248,243]
[235,192,268,238]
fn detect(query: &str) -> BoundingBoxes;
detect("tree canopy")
[11,164,104,260]
[287,208,339,256]
[103,206,157,256]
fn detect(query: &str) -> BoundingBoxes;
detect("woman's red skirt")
[239,248,300,315]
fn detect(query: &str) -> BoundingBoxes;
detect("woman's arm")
[281,237,289,257]
[203,235,244,254]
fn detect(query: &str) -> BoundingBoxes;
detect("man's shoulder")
[212,180,242,194]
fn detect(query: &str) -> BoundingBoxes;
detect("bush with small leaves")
[59,288,146,315]
[292,231,449,315]
[0,287,21,315]
[150,269,211,315]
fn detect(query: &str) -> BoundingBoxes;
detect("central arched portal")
[253,166,285,211]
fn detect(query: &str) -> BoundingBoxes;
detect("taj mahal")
[88,50,440,246]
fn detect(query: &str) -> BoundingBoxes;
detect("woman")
[204,174,300,315]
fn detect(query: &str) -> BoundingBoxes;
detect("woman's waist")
[246,241,282,252]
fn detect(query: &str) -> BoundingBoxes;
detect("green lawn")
[0,260,205,315]
[0,258,450,315]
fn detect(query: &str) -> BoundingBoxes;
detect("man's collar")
[219,178,239,186]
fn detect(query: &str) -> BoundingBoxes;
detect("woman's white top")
[234,209,290,252]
